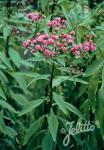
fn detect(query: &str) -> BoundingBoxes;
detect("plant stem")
[5,0,11,57]
[50,62,55,106]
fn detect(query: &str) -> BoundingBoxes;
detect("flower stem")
[50,62,55,104]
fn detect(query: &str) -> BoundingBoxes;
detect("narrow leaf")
[18,99,45,116]
[84,59,104,76]
[0,99,17,113]
[48,110,58,142]
[53,92,68,115]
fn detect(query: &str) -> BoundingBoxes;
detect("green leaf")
[0,115,5,133]
[0,99,17,113]
[23,117,44,145]
[57,58,65,66]
[42,131,53,150]
[27,74,50,87]
[9,48,21,68]
[0,64,7,70]
[101,67,104,88]
[18,99,45,116]
[0,87,6,100]
[48,109,58,142]
[88,75,98,113]
[26,57,45,62]
[0,52,12,70]
[11,74,27,92]
[3,25,10,40]
[12,72,50,87]
[71,78,88,84]
[5,126,17,139]
[65,102,84,119]
[13,72,50,78]
[96,88,104,138]
[84,59,104,76]
[14,76,27,90]
[52,76,88,88]
[10,90,28,106]
[20,60,34,68]
[53,92,68,115]
[52,76,69,88]
[61,0,70,12]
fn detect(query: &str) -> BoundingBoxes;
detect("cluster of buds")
[69,64,83,76]
[71,39,96,56]
[23,17,96,58]
[23,30,76,58]
[47,17,67,30]
[12,28,20,35]
[26,12,45,22]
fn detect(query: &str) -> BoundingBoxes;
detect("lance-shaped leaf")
[42,131,53,150]
[53,92,68,115]
[0,87,6,100]
[9,48,21,68]
[18,99,45,116]
[48,109,59,142]
[65,102,84,119]
[23,116,44,145]
[84,59,104,76]
[0,52,12,70]
[52,76,88,88]
[0,99,17,113]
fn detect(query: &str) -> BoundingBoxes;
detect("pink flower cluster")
[23,17,96,58]
[71,40,96,56]
[47,17,67,30]
[23,31,75,58]
[26,12,44,22]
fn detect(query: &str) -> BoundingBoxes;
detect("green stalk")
[49,62,55,111]
[5,0,11,57]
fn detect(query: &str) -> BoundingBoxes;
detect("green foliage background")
[0,0,104,149]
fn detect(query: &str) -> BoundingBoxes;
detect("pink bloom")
[90,46,96,51]
[61,47,67,52]
[56,42,62,48]
[31,49,36,53]
[61,19,67,26]
[36,36,43,42]
[47,17,67,30]
[83,42,89,47]
[37,33,41,36]
[44,49,49,56]
[71,44,78,51]
[84,46,90,51]
[63,43,67,47]
[31,39,37,44]
[55,17,61,22]
[48,38,54,45]
[43,49,55,57]
[73,50,80,56]
[51,35,58,40]
[68,39,74,44]
[62,39,66,43]
[61,33,67,38]
[35,44,41,50]
[23,41,31,48]
[62,25,66,29]
[78,44,83,50]
[44,33,49,38]
[69,30,75,36]
[41,45,47,50]
[49,51,55,56]
[42,40,48,45]
[66,35,72,40]
[26,12,43,22]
